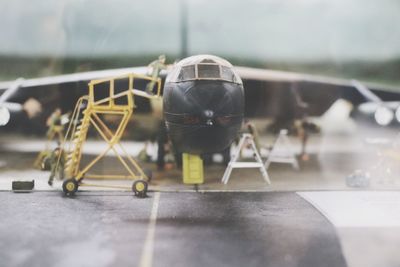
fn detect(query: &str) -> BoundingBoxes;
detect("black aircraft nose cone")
[163,80,244,154]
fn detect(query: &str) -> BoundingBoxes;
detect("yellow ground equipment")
[60,73,161,197]
[182,153,204,184]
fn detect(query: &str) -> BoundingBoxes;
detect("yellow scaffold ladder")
[64,96,90,177]
[60,73,161,196]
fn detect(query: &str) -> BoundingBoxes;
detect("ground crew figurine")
[46,108,64,144]
[48,147,65,186]
[33,109,69,169]
[296,119,320,161]
[164,141,175,170]
[146,55,166,94]
[245,120,261,153]
[138,141,152,162]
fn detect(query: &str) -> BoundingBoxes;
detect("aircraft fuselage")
[163,55,244,154]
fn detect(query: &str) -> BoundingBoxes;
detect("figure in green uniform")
[138,141,151,162]
[47,147,65,186]
[46,108,64,143]
[34,109,68,169]
[245,120,261,153]
[145,55,166,94]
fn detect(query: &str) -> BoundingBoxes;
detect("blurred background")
[0,0,399,86]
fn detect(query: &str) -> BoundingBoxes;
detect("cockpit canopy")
[166,55,243,84]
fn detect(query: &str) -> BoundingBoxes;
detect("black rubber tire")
[132,180,148,198]
[62,178,79,196]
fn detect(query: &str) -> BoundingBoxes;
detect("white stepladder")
[221,133,271,184]
[265,129,299,170]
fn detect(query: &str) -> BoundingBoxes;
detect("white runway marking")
[150,189,272,193]
[139,192,160,267]
[299,191,400,227]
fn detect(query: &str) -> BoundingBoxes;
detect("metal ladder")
[265,129,299,170]
[63,96,90,178]
[221,133,271,184]
[59,73,161,194]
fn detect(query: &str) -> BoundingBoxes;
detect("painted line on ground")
[298,191,400,227]
[139,191,161,267]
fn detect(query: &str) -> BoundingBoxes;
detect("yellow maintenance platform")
[60,73,161,197]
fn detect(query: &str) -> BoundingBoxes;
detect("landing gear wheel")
[132,180,148,198]
[62,178,79,196]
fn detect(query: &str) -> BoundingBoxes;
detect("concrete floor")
[0,192,347,267]
[1,124,400,267]
[1,128,399,192]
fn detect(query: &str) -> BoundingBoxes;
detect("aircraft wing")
[0,66,149,95]
[1,65,398,96]
[0,66,151,126]
[236,67,396,89]
[1,65,400,122]
[234,66,400,118]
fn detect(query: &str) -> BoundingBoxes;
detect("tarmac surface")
[0,191,347,267]
[1,123,400,267]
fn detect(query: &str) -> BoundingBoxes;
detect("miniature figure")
[33,109,69,169]
[138,141,152,162]
[46,108,64,143]
[47,147,65,186]
[245,120,261,153]
[296,119,319,161]
[146,55,166,94]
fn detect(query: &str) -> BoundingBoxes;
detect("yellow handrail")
[88,73,161,109]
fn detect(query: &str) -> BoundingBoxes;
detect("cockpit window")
[221,66,235,82]
[178,65,196,81]
[197,64,220,79]
[169,61,242,84]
